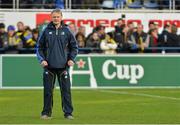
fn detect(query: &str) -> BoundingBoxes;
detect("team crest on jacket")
[49,32,52,34]
[61,32,65,35]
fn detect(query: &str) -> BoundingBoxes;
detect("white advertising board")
[0,11,179,35]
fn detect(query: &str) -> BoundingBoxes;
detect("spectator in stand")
[148,28,159,47]
[96,25,107,40]
[22,26,36,48]
[154,22,159,28]
[86,24,106,41]
[110,18,126,48]
[114,18,125,35]
[147,28,159,53]
[17,21,25,32]
[15,21,25,48]
[127,22,136,35]
[7,25,18,49]
[76,26,86,49]
[148,21,160,35]
[32,28,39,45]
[109,23,130,53]
[78,26,86,36]
[113,23,123,44]
[158,24,179,52]
[68,23,77,36]
[115,24,131,52]
[128,24,149,53]
[148,21,156,31]
[148,21,159,34]
[158,23,172,47]
[168,24,180,48]
[86,32,101,53]
[15,22,35,49]
[100,34,117,54]
[0,23,8,49]
[153,22,160,34]
[76,32,86,48]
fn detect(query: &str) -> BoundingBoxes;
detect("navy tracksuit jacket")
[36,21,78,117]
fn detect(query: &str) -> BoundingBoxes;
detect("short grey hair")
[51,8,63,16]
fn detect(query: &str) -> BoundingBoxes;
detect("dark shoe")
[41,115,52,120]
[64,115,74,120]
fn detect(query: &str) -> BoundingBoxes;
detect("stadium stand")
[0,0,179,10]
[0,0,180,54]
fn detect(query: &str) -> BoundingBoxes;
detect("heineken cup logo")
[102,60,144,84]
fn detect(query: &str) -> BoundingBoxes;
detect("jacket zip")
[56,29,58,35]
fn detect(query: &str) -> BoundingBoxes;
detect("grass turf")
[0,88,180,124]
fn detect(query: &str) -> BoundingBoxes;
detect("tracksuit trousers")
[41,67,73,117]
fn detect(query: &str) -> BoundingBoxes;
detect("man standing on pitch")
[36,9,78,120]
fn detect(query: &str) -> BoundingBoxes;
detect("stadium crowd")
[0,18,180,54]
[0,0,180,10]
[72,19,180,54]
[0,22,38,53]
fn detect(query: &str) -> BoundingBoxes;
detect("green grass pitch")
[0,88,180,124]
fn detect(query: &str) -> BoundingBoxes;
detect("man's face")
[17,22,24,31]
[0,28,5,33]
[92,32,99,40]
[51,12,62,25]
[137,24,143,33]
[117,20,124,27]
[149,24,155,30]
[8,30,15,36]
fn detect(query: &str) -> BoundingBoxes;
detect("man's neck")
[55,24,61,29]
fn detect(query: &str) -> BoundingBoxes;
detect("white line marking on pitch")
[99,90,180,101]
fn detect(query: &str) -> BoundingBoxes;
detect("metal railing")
[0,0,179,12]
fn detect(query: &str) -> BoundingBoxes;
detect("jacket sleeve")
[36,30,46,64]
[68,31,78,62]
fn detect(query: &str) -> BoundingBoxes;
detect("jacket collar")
[47,21,66,29]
